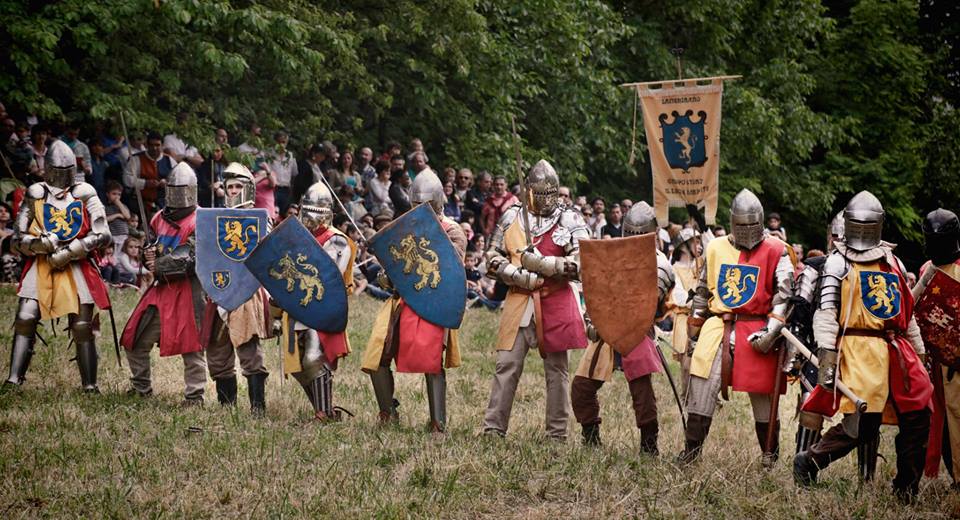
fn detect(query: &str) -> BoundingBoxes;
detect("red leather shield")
[915,269,960,370]
[580,233,658,355]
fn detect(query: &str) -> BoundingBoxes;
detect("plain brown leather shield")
[580,233,658,355]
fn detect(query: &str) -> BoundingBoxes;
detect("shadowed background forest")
[2,0,958,265]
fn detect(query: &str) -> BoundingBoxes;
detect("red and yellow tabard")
[690,236,787,394]
[836,259,932,415]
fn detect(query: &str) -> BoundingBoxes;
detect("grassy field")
[0,284,956,518]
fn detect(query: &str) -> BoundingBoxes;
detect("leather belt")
[720,312,765,400]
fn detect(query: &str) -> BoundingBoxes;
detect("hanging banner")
[632,77,730,227]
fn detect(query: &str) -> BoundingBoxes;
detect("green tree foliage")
[0,0,955,251]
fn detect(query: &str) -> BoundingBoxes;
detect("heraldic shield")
[196,208,269,311]
[580,233,658,355]
[916,269,960,370]
[244,217,348,332]
[367,203,466,329]
[659,110,708,172]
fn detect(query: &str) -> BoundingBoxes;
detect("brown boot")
[677,413,712,464]
[756,421,780,468]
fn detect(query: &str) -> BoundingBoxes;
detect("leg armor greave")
[7,298,40,386]
[425,371,447,432]
[857,434,879,481]
[296,330,325,381]
[71,304,98,392]
[370,366,399,421]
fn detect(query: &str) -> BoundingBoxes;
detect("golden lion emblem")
[46,204,82,237]
[866,273,899,315]
[721,267,757,306]
[269,253,325,306]
[221,220,258,258]
[389,234,441,291]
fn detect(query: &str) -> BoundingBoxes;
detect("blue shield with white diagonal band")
[244,217,348,332]
[195,208,268,311]
[367,203,466,329]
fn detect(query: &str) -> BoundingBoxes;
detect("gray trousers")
[126,306,207,400]
[686,341,775,422]
[205,322,266,380]
[483,324,570,438]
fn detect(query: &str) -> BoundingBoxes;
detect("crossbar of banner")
[619,75,742,89]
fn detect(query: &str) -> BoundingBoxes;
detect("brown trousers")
[571,374,657,429]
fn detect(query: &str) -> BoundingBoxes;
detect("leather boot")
[425,372,447,433]
[215,376,238,406]
[892,409,931,502]
[371,367,399,424]
[247,373,267,416]
[677,413,712,464]
[756,421,780,467]
[640,421,659,455]
[794,450,819,486]
[581,422,601,446]
[75,340,99,393]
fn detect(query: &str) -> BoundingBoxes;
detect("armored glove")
[520,250,566,278]
[47,246,73,270]
[687,316,705,341]
[497,262,543,291]
[33,233,59,255]
[376,269,393,290]
[748,318,785,354]
[143,245,157,273]
[817,348,838,389]
[584,315,600,342]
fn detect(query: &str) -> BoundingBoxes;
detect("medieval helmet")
[409,167,445,214]
[622,201,658,236]
[526,160,560,217]
[44,139,78,190]
[730,189,764,250]
[829,211,845,240]
[300,181,334,232]
[843,191,884,251]
[223,162,256,209]
[672,227,701,260]
[922,208,960,266]
[166,162,198,209]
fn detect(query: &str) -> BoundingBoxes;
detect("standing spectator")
[586,197,607,238]
[163,113,203,168]
[558,186,572,207]
[104,181,131,251]
[442,167,456,187]
[267,131,297,215]
[320,140,339,172]
[358,147,376,183]
[88,141,111,200]
[253,158,278,221]
[389,153,406,178]
[292,144,327,202]
[61,124,92,176]
[443,180,461,220]
[366,160,392,216]
[214,128,229,147]
[28,125,48,173]
[713,225,726,237]
[124,131,175,215]
[464,170,491,229]
[339,149,363,195]
[338,185,368,223]
[118,131,145,165]
[601,204,623,238]
[766,212,786,241]
[388,167,412,216]
[621,198,633,212]
[198,144,226,207]
[455,168,473,202]
[574,195,587,211]
[237,123,263,157]
[481,175,518,238]
[378,141,402,163]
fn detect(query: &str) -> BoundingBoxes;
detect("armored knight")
[362,168,466,432]
[794,192,932,501]
[201,163,270,414]
[668,227,703,398]
[6,140,112,392]
[120,162,209,404]
[679,189,795,464]
[283,180,356,421]
[916,209,960,484]
[571,201,674,451]
[481,159,589,439]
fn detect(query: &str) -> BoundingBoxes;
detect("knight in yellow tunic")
[795,192,932,502]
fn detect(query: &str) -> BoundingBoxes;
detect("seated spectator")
[373,212,394,231]
[340,149,363,196]
[460,209,476,231]
[98,243,120,284]
[558,186,572,207]
[465,252,500,310]
[443,180,461,220]
[116,236,151,287]
[337,185,368,225]
[366,160,393,216]
[285,203,300,220]
[481,175,518,238]
[0,200,13,241]
[103,180,131,251]
[389,166,412,216]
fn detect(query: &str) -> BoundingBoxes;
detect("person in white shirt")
[267,130,297,215]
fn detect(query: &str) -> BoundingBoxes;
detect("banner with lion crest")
[633,77,728,227]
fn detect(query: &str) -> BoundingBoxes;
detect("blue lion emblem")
[718,264,760,309]
[212,271,231,290]
[217,216,260,261]
[860,271,901,320]
[42,201,84,241]
[659,110,708,172]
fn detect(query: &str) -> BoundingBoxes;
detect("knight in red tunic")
[121,162,208,404]
[680,189,795,463]
[481,160,589,440]
[6,140,112,392]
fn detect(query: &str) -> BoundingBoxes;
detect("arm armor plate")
[323,235,351,275]
[818,253,849,311]
[691,263,710,320]
[155,240,196,283]
[656,252,675,317]
[762,248,795,336]
[49,184,112,267]
[795,264,820,306]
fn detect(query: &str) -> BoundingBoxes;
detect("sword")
[312,168,366,244]
[653,337,687,431]
[106,304,123,368]
[119,111,153,243]
[511,115,534,249]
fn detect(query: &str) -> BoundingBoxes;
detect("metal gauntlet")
[154,243,196,283]
[496,262,543,291]
[817,348,838,388]
[520,250,575,279]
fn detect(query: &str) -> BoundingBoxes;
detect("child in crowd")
[116,236,151,288]
[104,181,131,251]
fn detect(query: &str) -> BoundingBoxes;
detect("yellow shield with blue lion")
[718,263,759,309]
[42,201,84,241]
[196,208,268,311]
[859,271,901,320]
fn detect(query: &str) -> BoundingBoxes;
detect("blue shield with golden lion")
[717,263,759,309]
[367,203,466,329]
[859,270,901,320]
[244,217,348,332]
[196,208,268,311]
